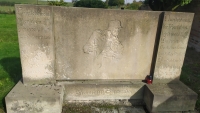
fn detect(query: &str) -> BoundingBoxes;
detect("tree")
[144,0,193,11]
[125,2,142,10]
[72,0,78,3]
[108,0,124,6]
[73,0,108,8]
[48,0,67,6]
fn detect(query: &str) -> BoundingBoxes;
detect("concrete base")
[5,81,64,113]
[147,111,198,113]
[144,81,198,112]
[91,106,146,113]
[57,80,145,106]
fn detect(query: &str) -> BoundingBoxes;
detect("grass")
[0,14,199,113]
[62,103,122,113]
[0,0,47,14]
[0,0,47,5]
[0,6,15,14]
[0,0,48,14]
[0,1,73,14]
[180,47,200,111]
[0,14,21,112]
[0,6,14,11]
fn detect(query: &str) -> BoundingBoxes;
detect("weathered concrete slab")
[5,81,64,113]
[154,12,194,83]
[118,106,146,113]
[54,7,162,80]
[61,81,145,102]
[91,106,145,113]
[151,111,198,113]
[91,107,118,113]
[15,4,55,85]
[144,81,198,112]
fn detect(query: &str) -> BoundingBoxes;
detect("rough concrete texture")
[15,4,163,83]
[15,4,55,85]
[5,81,64,113]
[151,111,198,113]
[144,81,198,112]
[62,81,145,101]
[54,7,161,80]
[154,12,194,83]
[91,106,145,113]
[64,99,144,106]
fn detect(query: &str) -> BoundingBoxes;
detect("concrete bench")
[5,4,197,113]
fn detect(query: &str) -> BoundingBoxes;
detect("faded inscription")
[84,20,123,59]
[65,84,144,100]
[154,12,194,81]
[15,5,54,84]
[75,86,134,96]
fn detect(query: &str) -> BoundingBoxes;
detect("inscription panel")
[154,12,194,82]
[64,83,144,100]
[15,5,55,84]
[54,7,161,80]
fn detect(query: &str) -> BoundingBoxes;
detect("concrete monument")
[5,4,198,113]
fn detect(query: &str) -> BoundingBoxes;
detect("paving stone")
[144,81,198,112]
[5,81,64,113]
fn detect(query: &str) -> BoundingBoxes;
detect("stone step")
[144,81,198,112]
[5,81,64,113]
[57,81,146,106]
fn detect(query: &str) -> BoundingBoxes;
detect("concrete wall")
[15,5,194,85]
[54,7,161,80]
[15,5,163,84]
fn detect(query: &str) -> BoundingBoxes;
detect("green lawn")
[180,47,200,111]
[0,0,47,5]
[0,14,21,112]
[0,0,47,14]
[0,6,14,11]
[0,6,15,14]
[0,14,199,113]
[0,1,73,14]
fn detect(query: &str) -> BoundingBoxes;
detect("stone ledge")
[144,81,198,112]
[61,81,145,105]
[5,81,64,113]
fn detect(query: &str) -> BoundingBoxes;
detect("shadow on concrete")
[150,12,164,79]
[0,57,22,112]
[144,79,198,112]
[0,57,22,83]
[157,80,197,112]
[147,46,199,112]
[128,85,145,106]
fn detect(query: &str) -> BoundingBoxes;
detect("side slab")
[144,81,198,112]
[5,81,64,113]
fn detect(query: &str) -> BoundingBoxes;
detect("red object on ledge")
[146,75,153,84]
